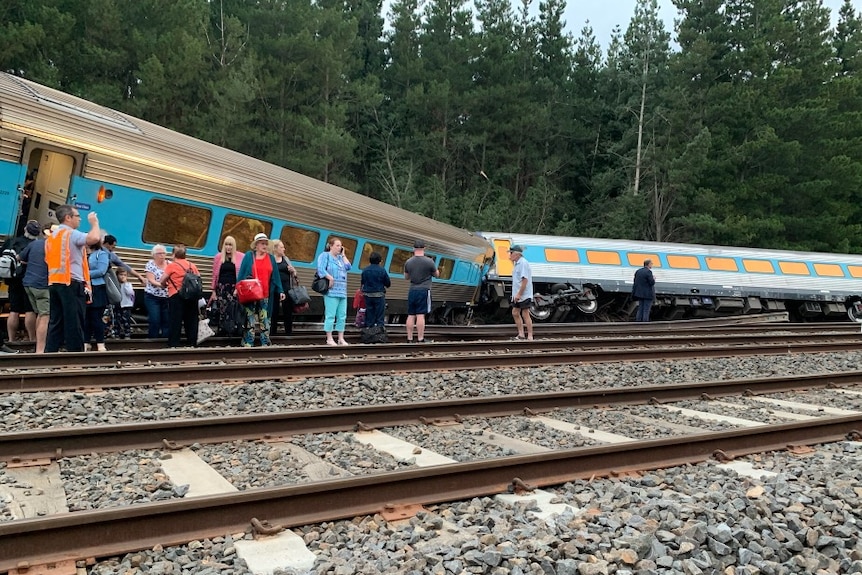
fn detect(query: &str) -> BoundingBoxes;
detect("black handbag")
[288,277,311,305]
[311,273,329,295]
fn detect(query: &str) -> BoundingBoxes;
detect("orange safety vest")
[45,227,91,286]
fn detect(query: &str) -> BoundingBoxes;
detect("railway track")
[1,334,861,392]
[3,312,857,354]
[1,372,861,572]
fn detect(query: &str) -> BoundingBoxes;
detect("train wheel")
[847,303,862,323]
[529,303,553,322]
[576,300,598,314]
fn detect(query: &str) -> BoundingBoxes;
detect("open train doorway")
[17,144,81,233]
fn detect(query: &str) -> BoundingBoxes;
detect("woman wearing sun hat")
[235,232,285,347]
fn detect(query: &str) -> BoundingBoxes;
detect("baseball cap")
[24,220,41,237]
[413,239,425,249]
[508,245,524,253]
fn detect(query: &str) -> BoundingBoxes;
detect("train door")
[19,144,82,229]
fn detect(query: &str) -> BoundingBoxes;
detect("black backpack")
[175,263,203,300]
[360,325,388,344]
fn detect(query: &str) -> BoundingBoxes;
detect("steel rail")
[1,340,861,393]
[1,414,859,572]
[1,370,860,462]
[2,331,860,370]
[0,312,821,354]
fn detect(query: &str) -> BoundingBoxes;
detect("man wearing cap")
[16,223,51,353]
[403,239,439,343]
[508,245,534,341]
[2,220,41,344]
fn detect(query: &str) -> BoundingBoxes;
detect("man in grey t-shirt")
[403,239,439,343]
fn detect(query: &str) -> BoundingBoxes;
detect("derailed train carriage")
[479,232,862,323]
[0,73,494,322]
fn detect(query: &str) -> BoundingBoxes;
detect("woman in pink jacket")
[209,236,244,335]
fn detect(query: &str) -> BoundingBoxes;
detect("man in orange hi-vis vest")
[44,204,101,352]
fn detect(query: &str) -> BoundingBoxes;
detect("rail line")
[1,370,860,462]
[1,413,859,572]
[1,337,861,393]
[1,330,861,371]
[3,312,856,354]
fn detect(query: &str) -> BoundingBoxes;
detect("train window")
[280,225,320,263]
[143,199,210,248]
[586,250,622,265]
[546,249,580,263]
[359,242,389,268]
[220,214,272,253]
[325,235,357,261]
[848,266,862,278]
[778,261,810,275]
[389,248,413,274]
[437,258,454,280]
[743,259,774,273]
[813,263,844,277]
[627,253,660,267]
[706,257,738,272]
[666,255,700,269]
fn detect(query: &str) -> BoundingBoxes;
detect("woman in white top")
[144,244,169,338]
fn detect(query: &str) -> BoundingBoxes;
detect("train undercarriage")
[479,280,862,324]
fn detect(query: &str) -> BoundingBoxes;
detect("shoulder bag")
[287,275,311,305]
[311,272,329,295]
[236,259,264,304]
[104,260,122,305]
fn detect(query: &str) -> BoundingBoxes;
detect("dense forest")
[2,0,862,252]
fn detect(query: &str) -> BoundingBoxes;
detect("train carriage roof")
[0,73,489,261]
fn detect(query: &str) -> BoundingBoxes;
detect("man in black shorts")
[2,220,39,343]
[509,244,534,340]
[403,239,439,343]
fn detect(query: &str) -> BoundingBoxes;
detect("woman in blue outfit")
[85,241,110,351]
[316,237,351,346]
[236,233,285,347]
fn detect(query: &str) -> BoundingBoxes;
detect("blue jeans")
[635,298,653,322]
[145,293,169,337]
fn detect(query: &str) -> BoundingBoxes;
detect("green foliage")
[0,0,859,254]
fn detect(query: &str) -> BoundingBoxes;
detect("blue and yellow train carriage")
[481,232,862,322]
[0,73,493,321]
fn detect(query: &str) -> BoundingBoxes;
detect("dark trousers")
[635,298,653,322]
[365,296,386,327]
[46,281,87,352]
[273,296,294,335]
[167,294,199,347]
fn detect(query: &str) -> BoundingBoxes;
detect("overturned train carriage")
[479,232,862,323]
[0,73,494,322]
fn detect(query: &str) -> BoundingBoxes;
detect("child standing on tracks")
[114,269,135,339]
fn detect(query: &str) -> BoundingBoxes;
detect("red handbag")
[236,264,264,304]
[236,279,263,304]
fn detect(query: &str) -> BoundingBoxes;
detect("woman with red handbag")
[235,233,284,347]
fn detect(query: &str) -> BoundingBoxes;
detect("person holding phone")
[316,237,352,346]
